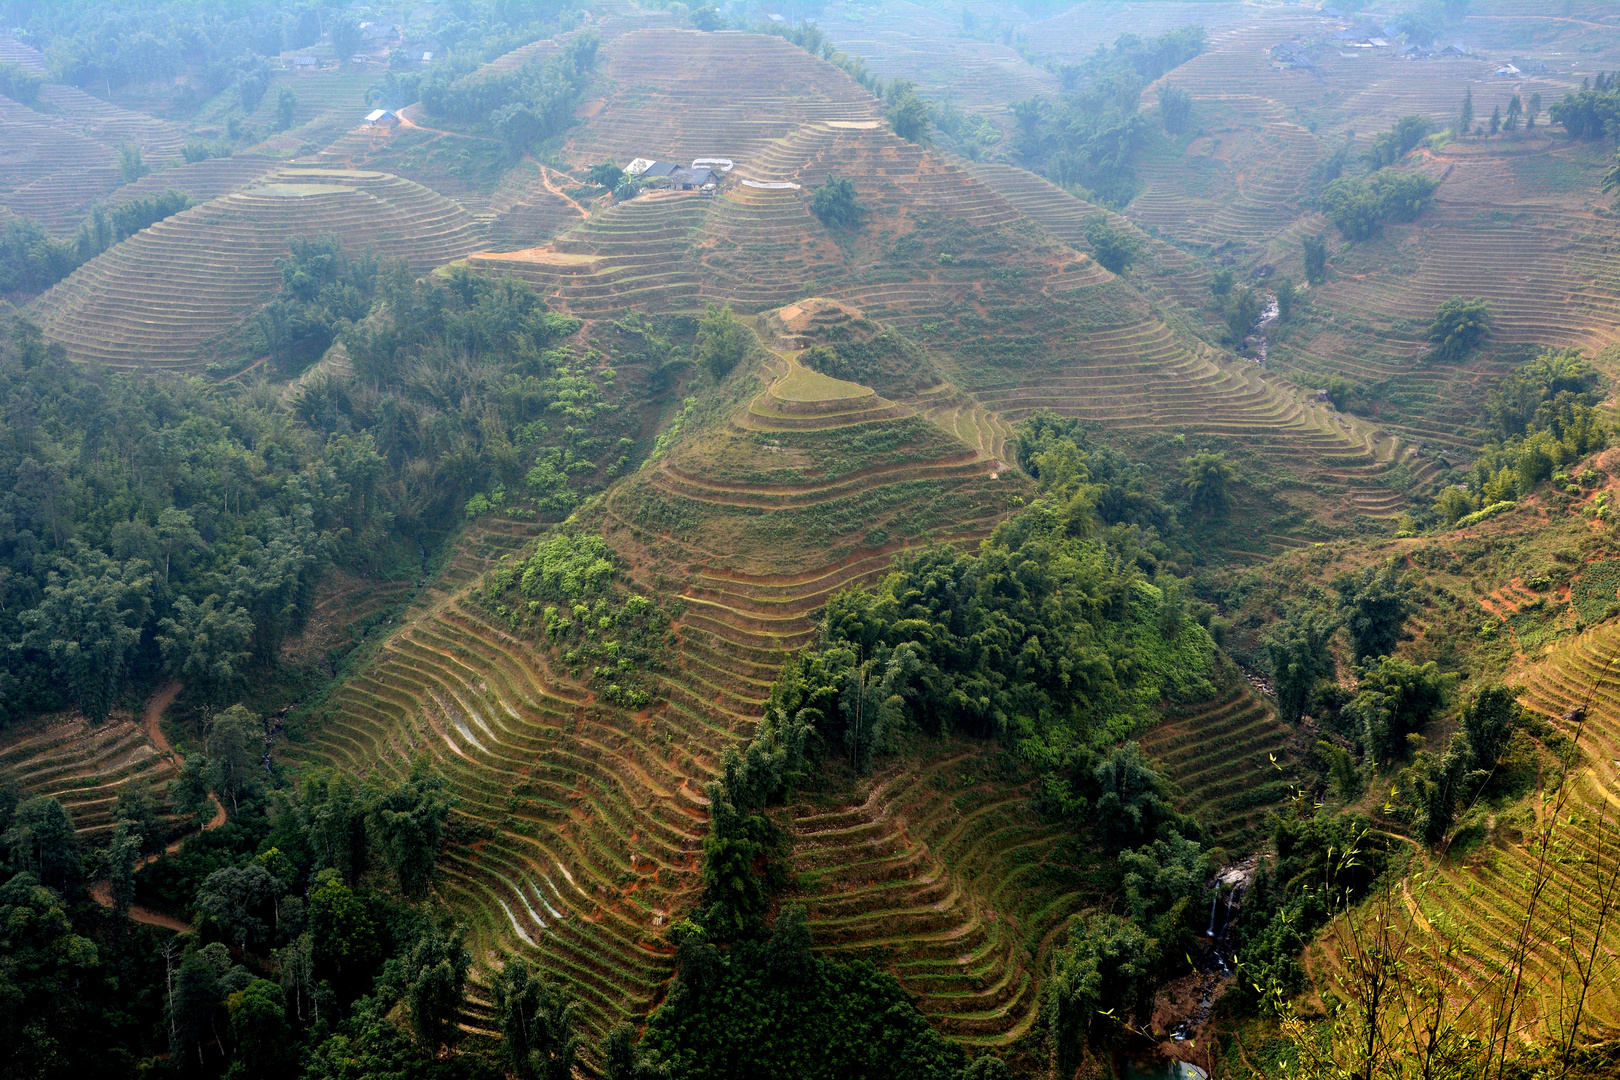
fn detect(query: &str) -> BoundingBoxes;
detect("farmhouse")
[290,55,316,69]
[364,108,400,128]
[669,167,716,191]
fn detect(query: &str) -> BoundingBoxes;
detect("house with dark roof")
[670,167,716,190]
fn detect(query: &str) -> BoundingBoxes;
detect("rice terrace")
[10,1,1620,1078]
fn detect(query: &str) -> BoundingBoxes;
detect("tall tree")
[404,926,471,1051]
[1181,451,1234,518]
[1265,607,1339,723]
[3,797,83,892]
[1303,233,1328,284]
[207,705,262,814]
[494,957,583,1080]
[1457,84,1475,135]
[108,822,140,918]
[156,594,254,708]
[694,304,750,381]
[1334,561,1416,662]
[366,756,455,896]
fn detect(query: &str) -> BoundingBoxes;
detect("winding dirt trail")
[90,683,227,928]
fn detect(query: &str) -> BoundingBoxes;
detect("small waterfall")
[1206,887,1220,937]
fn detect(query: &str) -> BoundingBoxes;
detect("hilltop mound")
[31,168,481,371]
[566,29,883,166]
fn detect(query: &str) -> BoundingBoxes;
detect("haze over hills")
[6,2,1620,1078]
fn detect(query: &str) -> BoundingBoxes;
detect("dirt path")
[88,881,193,933]
[91,683,226,923]
[535,165,590,217]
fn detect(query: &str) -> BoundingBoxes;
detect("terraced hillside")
[778,744,1084,1049]
[474,66,1416,527]
[102,156,280,206]
[31,168,481,371]
[1269,140,1620,455]
[290,330,1030,1039]
[0,717,182,841]
[1305,619,1620,1045]
[0,95,122,231]
[565,28,883,166]
[1139,681,1302,852]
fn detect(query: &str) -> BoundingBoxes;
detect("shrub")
[695,303,749,380]
[809,175,862,229]
[1082,213,1136,273]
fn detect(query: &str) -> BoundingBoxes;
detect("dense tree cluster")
[420,30,599,156]
[809,175,864,230]
[0,318,364,723]
[1434,348,1609,523]
[668,415,1218,1075]
[1,190,193,296]
[0,731,487,1080]
[1362,115,1433,169]
[1319,171,1440,240]
[1550,74,1620,140]
[1010,28,1207,204]
[1427,295,1494,360]
[639,909,986,1080]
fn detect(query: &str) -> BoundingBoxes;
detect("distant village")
[1271,4,1544,77]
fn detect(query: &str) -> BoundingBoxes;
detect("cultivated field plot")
[31,168,481,371]
[0,716,182,841]
[1304,620,1620,1044]
[565,29,884,167]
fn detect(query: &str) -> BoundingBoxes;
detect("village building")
[364,108,400,128]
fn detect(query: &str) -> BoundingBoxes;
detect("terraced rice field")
[1309,621,1620,1044]
[779,744,1086,1048]
[31,168,481,371]
[1275,143,1620,454]
[0,96,122,231]
[292,338,1036,1039]
[1139,683,1302,851]
[566,29,883,167]
[103,155,280,206]
[0,717,182,841]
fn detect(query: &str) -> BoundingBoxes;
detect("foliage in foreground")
[641,909,1005,1080]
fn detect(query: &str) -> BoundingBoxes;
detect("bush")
[1083,213,1136,273]
[696,304,750,380]
[809,175,862,229]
